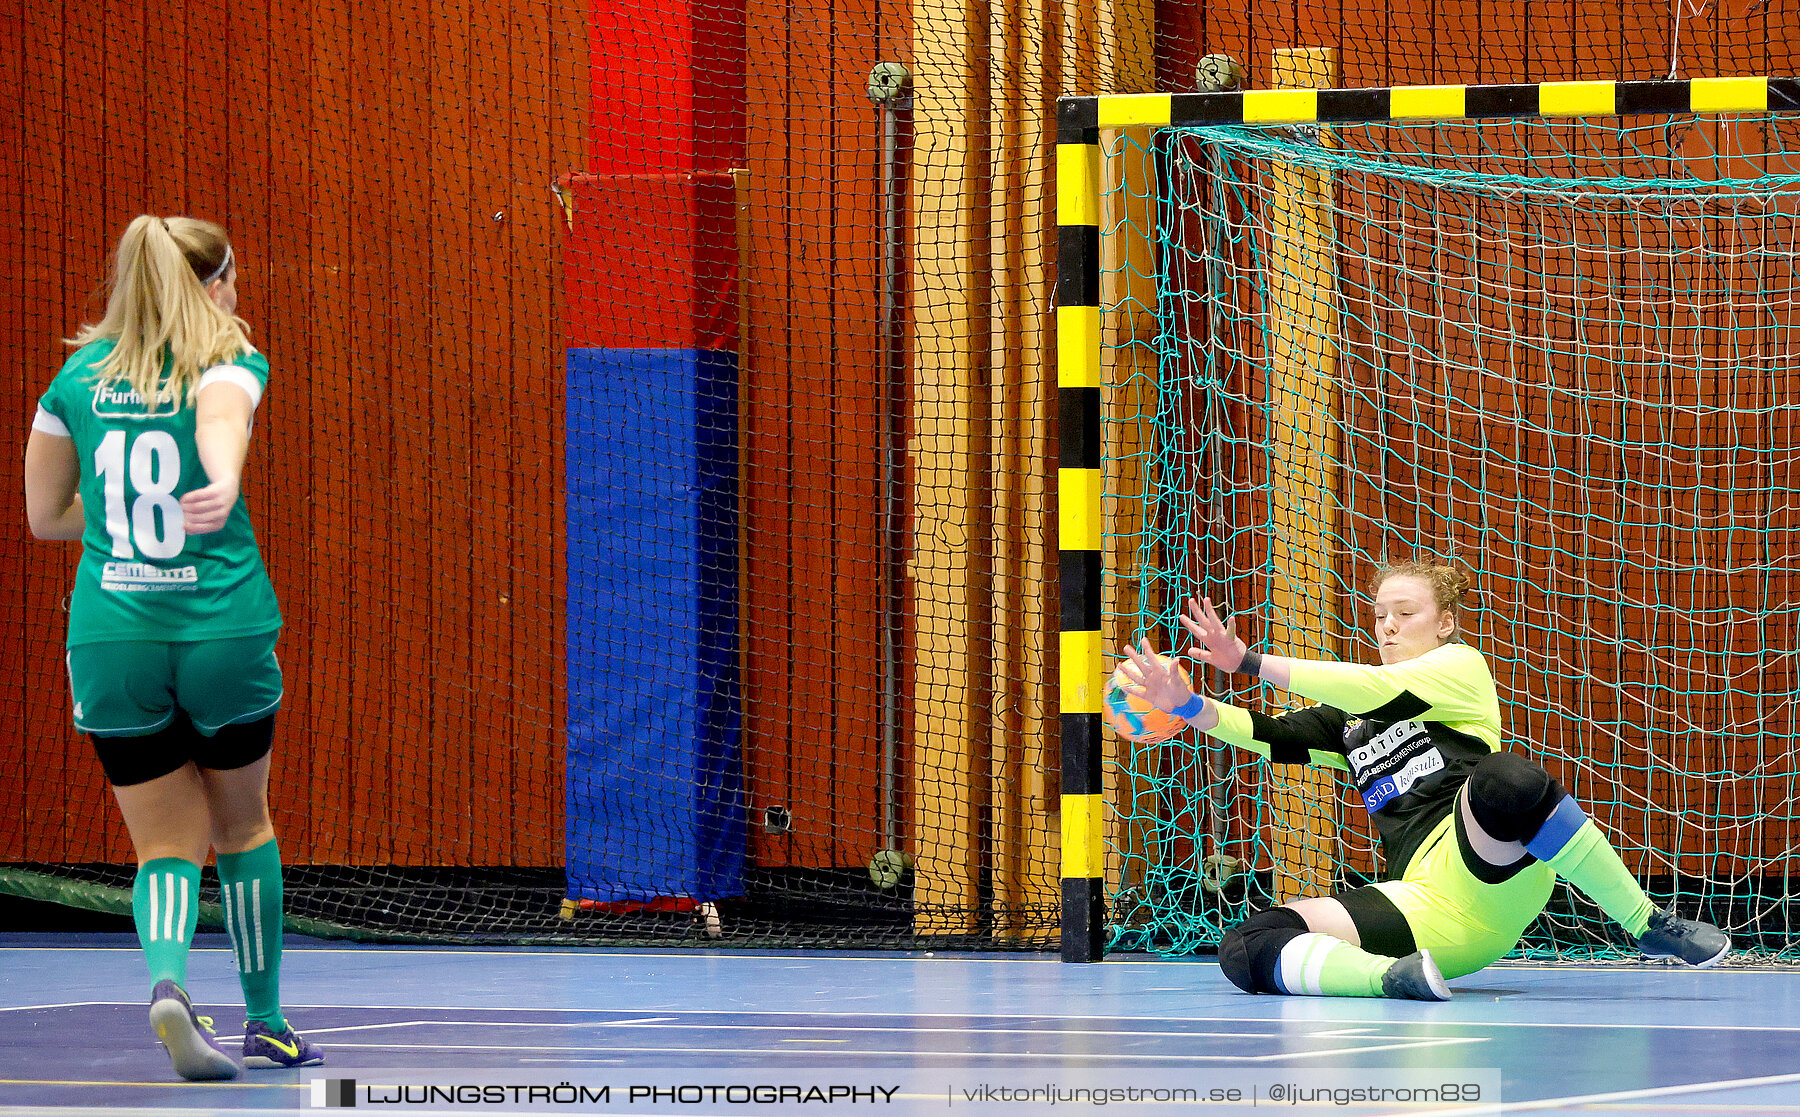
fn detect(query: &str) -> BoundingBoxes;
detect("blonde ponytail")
[67,215,253,407]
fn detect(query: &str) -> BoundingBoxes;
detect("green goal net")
[1101,108,1800,962]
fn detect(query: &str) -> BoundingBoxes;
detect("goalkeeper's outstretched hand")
[1119,638,1206,718]
[1178,596,1252,673]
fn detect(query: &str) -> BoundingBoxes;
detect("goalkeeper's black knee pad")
[1217,907,1308,994]
[1465,751,1566,844]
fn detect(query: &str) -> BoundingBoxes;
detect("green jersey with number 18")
[34,338,282,648]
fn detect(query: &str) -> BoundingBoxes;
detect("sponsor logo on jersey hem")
[102,562,199,592]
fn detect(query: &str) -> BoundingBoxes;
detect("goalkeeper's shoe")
[148,980,240,1081]
[1380,949,1452,1002]
[242,1019,326,1069]
[1638,909,1730,968]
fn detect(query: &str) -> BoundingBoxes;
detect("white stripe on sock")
[250,878,265,972]
[220,886,241,971]
[162,873,176,942]
[224,882,237,972]
[147,873,160,943]
[1276,933,1309,994]
[174,876,188,943]
[233,882,252,974]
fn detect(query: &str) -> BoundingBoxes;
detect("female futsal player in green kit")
[1120,561,1729,1000]
[24,215,323,1077]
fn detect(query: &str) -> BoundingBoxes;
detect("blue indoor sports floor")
[3,934,1797,1115]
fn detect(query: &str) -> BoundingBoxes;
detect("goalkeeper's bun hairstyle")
[1372,558,1474,635]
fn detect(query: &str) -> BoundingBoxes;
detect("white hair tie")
[201,244,233,285]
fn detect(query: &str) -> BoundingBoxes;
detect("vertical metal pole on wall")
[1195,55,1247,907]
[1262,46,1343,903]
[1201,140,1240,901]
[869,62,913,856]
[1056,94,1105,962]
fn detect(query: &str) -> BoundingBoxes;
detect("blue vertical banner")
[565,347,744,903]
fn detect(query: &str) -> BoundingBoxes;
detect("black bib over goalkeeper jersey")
[1206,642,1505,880]
[1290,706,1497,879]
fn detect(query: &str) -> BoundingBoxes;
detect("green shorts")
[1367,811,1556,978]
[66,630,283,737]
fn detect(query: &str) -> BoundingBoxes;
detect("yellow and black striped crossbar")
[1057,76,1800,137]
[1052,73,1797,963]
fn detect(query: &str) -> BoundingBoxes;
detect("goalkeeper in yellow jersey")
[1119,561,1729,1001]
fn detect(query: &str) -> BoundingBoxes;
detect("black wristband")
[1239,649,1264,677]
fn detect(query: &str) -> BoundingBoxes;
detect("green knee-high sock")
[134,859,201,988]
[1273,933,1395,997]
[217,839,287,1031]
[1539,819,1657,937]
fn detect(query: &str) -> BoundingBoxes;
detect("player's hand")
[1178,596,1251,673]
[181,478,240,535]
[1119,638,1204,716]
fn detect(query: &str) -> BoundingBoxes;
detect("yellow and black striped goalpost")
[1054,75,1800,963]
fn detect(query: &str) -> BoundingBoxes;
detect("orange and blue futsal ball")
[1102,658,1192,744]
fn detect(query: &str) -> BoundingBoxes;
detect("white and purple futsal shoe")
[148,980,239,1081]
[242,1018,326,1069]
